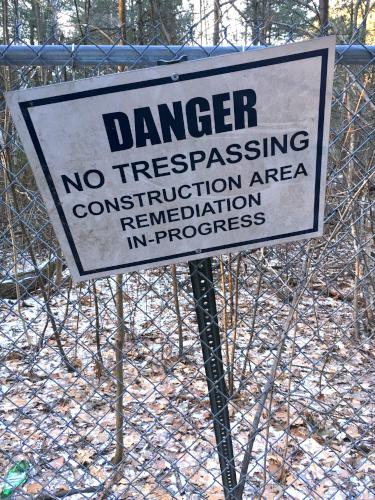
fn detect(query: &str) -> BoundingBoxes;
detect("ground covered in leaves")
[1,249,374,499]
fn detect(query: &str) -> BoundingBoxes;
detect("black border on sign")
[19,48,328,276]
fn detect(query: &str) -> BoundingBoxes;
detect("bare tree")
[213,0,220,44]
[113,274,125,464]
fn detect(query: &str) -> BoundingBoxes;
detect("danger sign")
[6,37,335,281]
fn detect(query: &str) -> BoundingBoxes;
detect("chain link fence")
[1,1,374,498]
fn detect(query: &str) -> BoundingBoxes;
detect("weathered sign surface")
[6,37,335,281]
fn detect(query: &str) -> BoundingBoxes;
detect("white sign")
[6,37,335,281]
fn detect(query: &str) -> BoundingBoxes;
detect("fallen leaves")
[75,449,95,465]
[49,457,65,469]
[25,482,43,494]
[267,454,284,481]
[1,264,373,499]
[123,433,140,449]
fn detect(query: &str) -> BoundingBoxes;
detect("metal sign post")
[157,58,238,499]
[189,257,237,499]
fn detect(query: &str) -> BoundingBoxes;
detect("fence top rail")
[0,43,374,67]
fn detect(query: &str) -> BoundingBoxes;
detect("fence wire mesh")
[0,1,374,499]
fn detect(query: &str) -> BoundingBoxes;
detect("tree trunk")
[113,274,125,464]
[118,0,126,42]
[118,0,126,71]
[137,0,144,44]
[171,264,184,359]
[319,0,329,31]
[2,0,9,44]
[213,0,220,45]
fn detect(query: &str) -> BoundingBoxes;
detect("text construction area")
[6,37,335,280]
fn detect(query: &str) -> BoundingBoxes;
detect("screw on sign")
[5,37,335,499]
